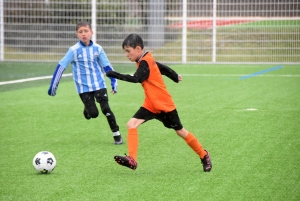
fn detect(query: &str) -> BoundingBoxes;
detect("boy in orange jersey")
[106,34,212,172]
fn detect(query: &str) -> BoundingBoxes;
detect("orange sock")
[184,132,206,159]
[127,128,138,161]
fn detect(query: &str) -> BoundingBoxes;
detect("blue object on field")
[240,66,283,80]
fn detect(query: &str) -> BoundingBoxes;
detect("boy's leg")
[98,100,120,132]
[158,109,212,172]
[114,127,138,170]
[94,89,119,130]
[94,89,122,144]
[127,128,138,161]
[184,132,212,172]
[126,107,154,161]
[99,99,123,144]
[114,107,153,169]
[79,92,99,119]
[184,132,206,158]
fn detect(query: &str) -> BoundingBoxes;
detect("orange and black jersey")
[106,52,179,113]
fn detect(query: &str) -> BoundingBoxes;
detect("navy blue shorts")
[133,107,183,130]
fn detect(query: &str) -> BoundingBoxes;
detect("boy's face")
[76,26,93,44]
[123,46,143,62]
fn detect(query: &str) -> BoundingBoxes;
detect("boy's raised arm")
[156,62,180,83]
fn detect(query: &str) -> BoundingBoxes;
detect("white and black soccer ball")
[32,151,56,174]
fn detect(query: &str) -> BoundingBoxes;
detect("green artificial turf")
[0,62,299,201]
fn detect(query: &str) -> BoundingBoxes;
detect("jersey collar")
[137,51,149,62]
[79,40,93,47]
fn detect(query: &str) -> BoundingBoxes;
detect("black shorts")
[133,107,183,130]
[79,88,108,103]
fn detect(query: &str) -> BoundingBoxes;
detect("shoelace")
[123,154,136,166]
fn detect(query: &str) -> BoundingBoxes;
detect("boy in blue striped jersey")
[48,20,123,145]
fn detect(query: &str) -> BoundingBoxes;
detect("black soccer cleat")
[201,150,212,172]
[113,135,123,145]
[114,155,137,170]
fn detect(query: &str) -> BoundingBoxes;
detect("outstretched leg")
[177,129,212,172]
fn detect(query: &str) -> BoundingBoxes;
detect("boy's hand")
[48,85,58,96]
[110,86,117,94]
[178,75,183,82]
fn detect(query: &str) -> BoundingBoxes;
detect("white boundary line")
[1,73,300,86]
[181,74,300,77]
[0,73,72,86]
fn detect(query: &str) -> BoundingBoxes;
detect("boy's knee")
[101,105,111,115]
[87,107,99,118]
[126,120,139,129]
[90,111,99,118]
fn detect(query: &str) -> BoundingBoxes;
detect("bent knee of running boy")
[126,118,144,129]
[175,128,189,138]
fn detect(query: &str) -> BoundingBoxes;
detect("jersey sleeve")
[156,62,179,83]
[136,61,150,82]
[98,47,111,67]
[48,64,65,96]
[103,65,118,92]
[58,48,74,68]
[98,47,118,92]
[106,61,150,84]
[106,71,139,83]
[48,49,73,96]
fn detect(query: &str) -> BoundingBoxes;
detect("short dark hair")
[122,34,144,49]
[76,20,92,31]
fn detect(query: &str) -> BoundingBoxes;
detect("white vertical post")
[182,0,187,63]
[91,0,96,42]
[148,0,164,49]
[212,0,217,63]
[0,0,4,61]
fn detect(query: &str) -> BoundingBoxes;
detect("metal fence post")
[148,0,164,50]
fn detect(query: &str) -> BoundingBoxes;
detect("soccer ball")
[32,151,56,174]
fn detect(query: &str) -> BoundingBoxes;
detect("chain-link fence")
[0,0,299,63]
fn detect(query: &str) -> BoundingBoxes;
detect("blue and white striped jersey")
[59,41,117,94]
